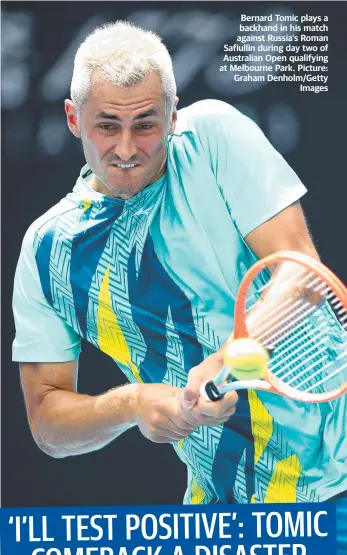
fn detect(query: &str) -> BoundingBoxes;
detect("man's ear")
[169,96,179,135]
[65,99,81,138]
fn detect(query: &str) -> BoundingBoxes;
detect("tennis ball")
[224,338,269,380]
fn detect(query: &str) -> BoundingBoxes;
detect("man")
[12,19,346,539]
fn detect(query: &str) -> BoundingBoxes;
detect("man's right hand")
[133,383,199,443]
[133,375,238,443]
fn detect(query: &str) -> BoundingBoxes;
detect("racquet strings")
[244,261,347,395]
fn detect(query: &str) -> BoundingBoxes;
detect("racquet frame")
[202,251,347,403]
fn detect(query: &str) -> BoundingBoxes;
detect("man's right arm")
[20,357,239,458]
[19,359,207,457]
[20,359,136,458]
[15,226,238,458]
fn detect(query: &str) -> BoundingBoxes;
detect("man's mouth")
[112,163,138,169]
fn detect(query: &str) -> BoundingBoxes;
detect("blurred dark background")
[2,1,347,508]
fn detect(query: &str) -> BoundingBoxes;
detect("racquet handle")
[200,378,271,401]
[200,380,224,401]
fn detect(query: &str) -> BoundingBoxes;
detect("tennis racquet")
[201,251,347,403]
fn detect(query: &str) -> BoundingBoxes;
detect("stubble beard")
[87,141,168,199]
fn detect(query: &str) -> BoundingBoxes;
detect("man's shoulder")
[180,98,237,116]
[174,99,242,134]
[22,194,80,254]
[173,99,255,148]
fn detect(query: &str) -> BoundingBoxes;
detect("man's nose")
[114,130,137,161]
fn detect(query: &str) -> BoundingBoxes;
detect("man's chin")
[104,181,146,199]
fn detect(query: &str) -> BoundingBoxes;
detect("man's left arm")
[244,200,318,261]
[180,200,319,423]
[180,100,319,423]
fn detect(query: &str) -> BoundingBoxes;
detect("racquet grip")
[202,380,225,402]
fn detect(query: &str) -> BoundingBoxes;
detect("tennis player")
[12,21,346,552]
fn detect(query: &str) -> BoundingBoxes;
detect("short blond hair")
[71,20,176,115]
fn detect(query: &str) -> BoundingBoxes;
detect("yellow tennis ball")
[224,338,269,380]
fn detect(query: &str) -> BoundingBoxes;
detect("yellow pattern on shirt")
[97,266,142,382]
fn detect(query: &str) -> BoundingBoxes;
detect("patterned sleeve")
[12,224,82,363]
[190,99,307,238]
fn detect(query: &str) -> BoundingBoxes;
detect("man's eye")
[136,124,153,130]
[99,124,116,131]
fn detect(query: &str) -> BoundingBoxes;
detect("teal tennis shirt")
[12,100,347,504]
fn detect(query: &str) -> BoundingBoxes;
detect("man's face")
[66,73,177,199]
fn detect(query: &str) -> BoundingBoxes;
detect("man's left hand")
[179,352,238,427]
